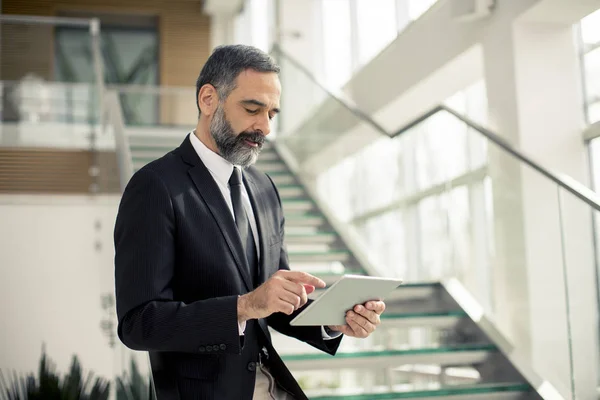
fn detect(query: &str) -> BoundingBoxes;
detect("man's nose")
[253,114,271,136]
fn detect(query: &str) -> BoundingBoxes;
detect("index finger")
[281,271,326,288]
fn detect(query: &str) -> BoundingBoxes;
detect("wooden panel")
[161,4,211,86]
[0,23,54,82]
[0,148,120,194]
[1,0,211,86]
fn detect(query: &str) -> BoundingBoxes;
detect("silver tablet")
[289,274,403,326]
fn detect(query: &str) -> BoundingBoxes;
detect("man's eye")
[245,108,259,115]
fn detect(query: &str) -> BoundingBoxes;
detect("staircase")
[125,132,542,400]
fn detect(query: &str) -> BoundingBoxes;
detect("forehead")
[230,69,281,107]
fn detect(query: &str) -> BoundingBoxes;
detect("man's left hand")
[328,301,386,338]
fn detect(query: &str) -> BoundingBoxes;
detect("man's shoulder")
[130,148,185,187]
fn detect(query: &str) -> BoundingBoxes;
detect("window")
[408,0,438,20]
[318,0,440,89]
[316,82,490,295]
[249,0,272,52]
[581,8,600,124]
[321,0,353,88]
[579,8,600,389]
[355,0,397,66]
[55,15,158,124]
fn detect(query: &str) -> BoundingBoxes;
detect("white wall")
[482,10,599,397]
[0,195,149,386]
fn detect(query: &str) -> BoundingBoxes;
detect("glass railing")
[103,85,195,193]
[273,45,389,165]
[0,14,104,122]
[0,15,113,194]
[109,84,196,127]
[274,48,600,399]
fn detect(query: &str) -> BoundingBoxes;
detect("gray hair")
[195,45,280,114]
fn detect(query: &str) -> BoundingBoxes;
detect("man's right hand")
[237,271,326,322]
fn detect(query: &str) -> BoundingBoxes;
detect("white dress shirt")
[190,132,260,256]
[189,132,340,340]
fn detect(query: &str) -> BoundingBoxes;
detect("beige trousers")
[253,364,295,400]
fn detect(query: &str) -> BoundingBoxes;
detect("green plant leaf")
[0,346,111,400]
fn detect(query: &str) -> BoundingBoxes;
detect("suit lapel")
[245,175,276,343]
[244,173,269,285]
[178,135,253,292]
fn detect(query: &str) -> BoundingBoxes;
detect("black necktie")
[229,168,258,284]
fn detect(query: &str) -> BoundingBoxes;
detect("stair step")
[380,310,467,329]
[270,173,296,185]
[281,344,498,371]
[307,383,531,400]
[311,271,354,286]
[285,213,325,227]
[282,199,313,212]
[276,185,305,198]
[286,232,337,244]
[254,161,288,173]
[258,151,279,161]
[288,250,350,263]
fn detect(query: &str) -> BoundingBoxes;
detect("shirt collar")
[189,131,236,187]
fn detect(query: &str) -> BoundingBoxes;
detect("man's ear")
[198,84,219,116]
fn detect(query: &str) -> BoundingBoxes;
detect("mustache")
[237,131,265,146]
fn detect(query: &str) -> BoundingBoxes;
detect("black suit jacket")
[114,135,342,400]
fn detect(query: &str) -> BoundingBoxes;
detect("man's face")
[210,70,281,167]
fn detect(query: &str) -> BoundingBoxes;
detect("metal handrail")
[273,46,600,213]
[107,84,194,95]
[105,90,134,191]
[0,14,92,26]
[90,18,105,126]
[584,120,600,142]
[271,44,390,137]
[440,105,600,212]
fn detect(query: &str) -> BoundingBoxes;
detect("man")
[114,45,386,400]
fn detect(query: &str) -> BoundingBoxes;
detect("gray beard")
[210,106,261,168]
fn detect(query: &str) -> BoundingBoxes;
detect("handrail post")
[90,18,104,126]
[106,90,134,191]
[89,18,104,194]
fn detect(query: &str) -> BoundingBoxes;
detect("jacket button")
[212,345,219,351]
[247,362,256,372]
[198,346,205,352]
[220,344,226,350]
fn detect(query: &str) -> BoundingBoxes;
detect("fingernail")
[348,311,355,317]
[356,305,362,312]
